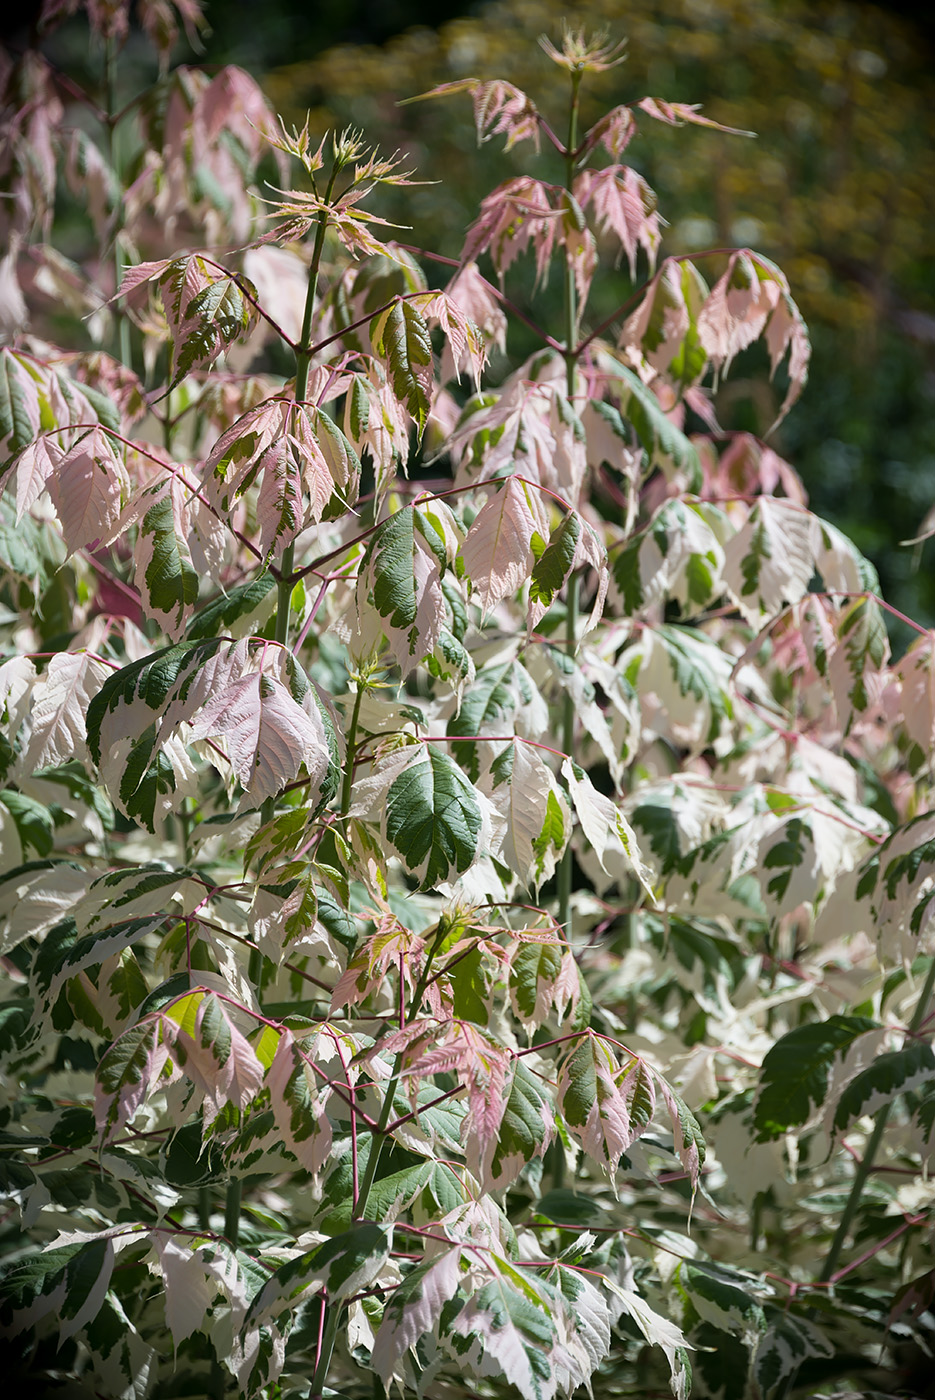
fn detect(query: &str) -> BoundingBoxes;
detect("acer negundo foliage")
[0,7,933,1400]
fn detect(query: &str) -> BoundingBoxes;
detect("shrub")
[0,6,933,1399]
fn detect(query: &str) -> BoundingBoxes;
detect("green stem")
[277,167,339,654]
[223,1177,242,1251]
[104,39,131,370]
[274,544,295,648]
[259,548,295,833]
[556,569,578,940]
[339,681,364,817]
[295,166,339,406]
[309,932,446,1398]
[353,935,443,1217]
[556,70,583,946]
[309,1303,342,1400]
[819,954,935,1282]
[259,166,339,833]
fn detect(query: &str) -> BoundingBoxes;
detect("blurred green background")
[8,0,935,641]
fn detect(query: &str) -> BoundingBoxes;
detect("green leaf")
[753,1015,877,1140]
[137,494,199,635]
[753,1313,834,1399]
[449,1270,556,1400]
[85,638,223,765]
[385,746,483,889]
[0,790,55,858]
[558,1032,655,1177]
[691,1322,750,1400]
[678,1260,766,1336]
[652,624,734,743]
[0,349,38,459]
[630,801,682,872]
[528,513,580,612]
[31,914,166,1012]
[486,1058,552,1189]
[370,298,433,433]
[612,533,644,614]
[244,805,312,874]
[509,940,563,1025]
[265,1030,331,1173]
[372,1246,465,1386]
[367,507,418,631]
[95,1016,165,1140]
[245,1223,392,1328]
[533,1189,606,1227]
[834,595,888,731]
[322,1160,434,1229]
[72,379,121,433]
[32,760,114,832]
[447,662,515,779]
[0,1240,86,1323]
[450,943,491,1024]
[615,363,702,488]
[187,574,277,640]
[833,1041,935,1135]
[159,257,255,388]
[0,495,65,595]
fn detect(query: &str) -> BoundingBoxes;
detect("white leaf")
[14,435,64,521]
[152,1235,218,1348]
[188,670,329,809]
[486,739,568,892]
[22,651,113,771]
[722,497,820,623]
[0,655,36,738]
[47,426,130,556]
[898,631,935,757]
[59,1238,116,1341]
[371,1246,464,1384]
[605,1279,692,1400]
[460,476,549,615]
[562,759,655,900]
[0,865,92,952]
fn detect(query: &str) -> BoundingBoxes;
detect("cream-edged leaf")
[22,651,114,771]
[722,498,820,623]
[487,739,569,892]
[188,669,330,810]
[562,759,655,900]
[371,1247,464,1385]
[47,426,129,556]
[356,505,445,675]
[460,476,550,615]
[558,1031,656,1187]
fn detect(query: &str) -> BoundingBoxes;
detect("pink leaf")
[621,258,708,380]
[266,1029,334,1174]
[897,631,935,756]
[23,650,113,770]
[575,166,661,278]
[188,667,332,810]
[587,105,637,159]
[459,475,550,615]
[409,78,539,151]
[441,262,507,381]
[47,425,129,556]
[461,177,561,287]
[116,259,173,299]
[697,250,810,422]
[636,97,754,138]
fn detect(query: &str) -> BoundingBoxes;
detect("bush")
[0,6,933,1399]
